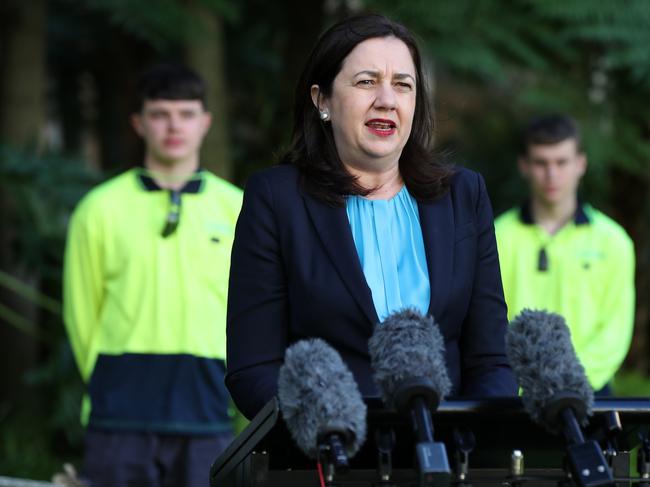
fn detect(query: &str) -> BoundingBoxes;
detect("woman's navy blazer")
[226,164,517,419]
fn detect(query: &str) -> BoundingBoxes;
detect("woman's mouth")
[366,119,396,137]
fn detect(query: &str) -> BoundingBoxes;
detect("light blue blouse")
[345,186,430,321]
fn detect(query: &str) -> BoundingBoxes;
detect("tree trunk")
[0,0,47,148]
[184,6,232,180]
[611,165,650,374]
[0,0,47,405]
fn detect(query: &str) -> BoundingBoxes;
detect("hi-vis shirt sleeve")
[578,233,636,390]
[63,199,104,382]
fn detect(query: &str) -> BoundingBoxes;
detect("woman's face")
[315,36,417,173]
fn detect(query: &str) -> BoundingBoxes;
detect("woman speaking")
[226,14,517,419]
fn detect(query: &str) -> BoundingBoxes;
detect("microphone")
[369,308,452,487]
[505,309,613,487]
[277,338,367,476]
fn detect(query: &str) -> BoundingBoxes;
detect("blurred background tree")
[0,0,648,479]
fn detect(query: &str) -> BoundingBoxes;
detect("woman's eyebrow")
[353,70,380,78]
[353,70,416,83]
[393,73,416,83]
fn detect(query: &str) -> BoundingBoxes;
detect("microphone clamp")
[392,377,441,413]
[541,390,590,435]
[317,432,350,476]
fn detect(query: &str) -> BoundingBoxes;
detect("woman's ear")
[310,84,331,122]
[310,84,323,110]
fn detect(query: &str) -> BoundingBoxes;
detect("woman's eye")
[395,82,413,91]
[357,79,374,86]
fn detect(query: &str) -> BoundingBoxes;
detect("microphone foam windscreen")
[368,308,451,406]
[505,309,593,425]
[277,338,367,459]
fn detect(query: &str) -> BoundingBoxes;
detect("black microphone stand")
[543,393,613,487]
[317,432,350,485]
[453,427,475,487]
[375,427,397,487]
[395,378,451,487]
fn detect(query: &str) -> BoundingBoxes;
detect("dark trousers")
[82,429,233,487]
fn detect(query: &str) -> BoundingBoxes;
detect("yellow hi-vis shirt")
[64,168,242,432]
[495,203,635,391]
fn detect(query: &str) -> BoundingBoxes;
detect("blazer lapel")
[418,194,454,321]
[302,195,379,326]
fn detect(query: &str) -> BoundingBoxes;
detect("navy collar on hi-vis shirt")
[518,200,590,226]
[137,168,205,194]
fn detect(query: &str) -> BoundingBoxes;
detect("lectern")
[211,397,650,486]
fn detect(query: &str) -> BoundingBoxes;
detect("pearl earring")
[319,110,330,122]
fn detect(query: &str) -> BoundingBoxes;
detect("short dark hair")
[520,114,582,156]
[281,14,452,206]
[135,63,206,112]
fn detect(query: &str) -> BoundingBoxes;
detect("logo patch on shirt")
[205,222,234,244]
[577,249,604,271]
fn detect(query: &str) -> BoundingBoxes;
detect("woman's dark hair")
[281,13,453,206]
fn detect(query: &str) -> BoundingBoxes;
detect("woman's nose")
[374,82,397,110]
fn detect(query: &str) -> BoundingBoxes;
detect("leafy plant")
[0,145,99,479]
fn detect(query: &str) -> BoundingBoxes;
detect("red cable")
[316,461,326,487]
